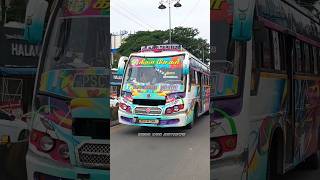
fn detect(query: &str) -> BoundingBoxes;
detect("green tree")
[118,27,210,63]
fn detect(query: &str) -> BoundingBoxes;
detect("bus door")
[198,72,203,114]
[284,34,295,165]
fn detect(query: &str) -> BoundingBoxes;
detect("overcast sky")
[110,0,210,42]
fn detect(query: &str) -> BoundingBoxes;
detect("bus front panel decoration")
[117,45,210,129]
[26,0,110,180]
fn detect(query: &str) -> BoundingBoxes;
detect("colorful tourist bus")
[211,0,320,179]
[117,44,210,128]
[26,0,110,179]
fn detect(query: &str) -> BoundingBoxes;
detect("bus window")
[191,70,196,84]
[295,40,303,73]
[309,45,314,74]
[278,33,286,71]
[272,31,281,71]
[196,71,200,85]
[304,43,311,73]
[262,30,273,69]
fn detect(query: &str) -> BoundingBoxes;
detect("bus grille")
[134,107,162,115]
[77,143,110,169]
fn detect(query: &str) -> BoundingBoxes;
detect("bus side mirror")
[117,56,128,75]
[232,0,255,41]
[24,0,48,44]
[183,58,190,75]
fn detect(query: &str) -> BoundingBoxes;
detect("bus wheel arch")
[185,103,198,129]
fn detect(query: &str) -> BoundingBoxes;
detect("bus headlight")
[39,135,54,152]
[120,103,132,113]
[165,104,184,114]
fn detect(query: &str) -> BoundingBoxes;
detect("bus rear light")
[120,103,132,113]
[211,135,237,159]
[219,135,237,152]
[30,129,70,164]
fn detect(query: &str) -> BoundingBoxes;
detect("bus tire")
[186,105,198,129]
[267,129,283,180]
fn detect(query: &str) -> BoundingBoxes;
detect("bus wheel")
[186,105,197,129]
[267,132,282,180]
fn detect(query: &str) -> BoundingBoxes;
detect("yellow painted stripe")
[260,72,288,79]
[294,74,320,81]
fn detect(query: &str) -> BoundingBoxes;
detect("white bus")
[117,44,210,128]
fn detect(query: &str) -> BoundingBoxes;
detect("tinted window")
[262,30,273,69]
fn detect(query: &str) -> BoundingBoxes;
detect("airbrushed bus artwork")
[117,44,210,128]
[211,0,320,180]
[26,0,110,180]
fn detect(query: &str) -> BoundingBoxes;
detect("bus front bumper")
[118,110,191,127]
[26,150,109,180]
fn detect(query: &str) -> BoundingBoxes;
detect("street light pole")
[158,0,182,45]
[168,0,172,44]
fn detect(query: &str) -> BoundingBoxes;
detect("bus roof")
[130,44,209,73]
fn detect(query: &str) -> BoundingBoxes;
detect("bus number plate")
[139,119,159,124]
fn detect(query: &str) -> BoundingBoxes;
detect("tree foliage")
[118,27,210,63]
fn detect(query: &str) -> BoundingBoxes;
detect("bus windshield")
[122,55,186,93]
[211,19,240,98]
[43,16,109,71]
[37,2,109,99]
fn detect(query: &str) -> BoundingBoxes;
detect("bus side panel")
[248,74,287,180]
[293,77,320,165]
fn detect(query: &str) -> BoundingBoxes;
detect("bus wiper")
[54,20,71,61]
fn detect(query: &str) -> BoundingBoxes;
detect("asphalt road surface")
[111,115,210,180]
[281,163,320,180]
[0,143,28,180]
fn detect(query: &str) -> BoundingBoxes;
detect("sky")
[110,0,210,42]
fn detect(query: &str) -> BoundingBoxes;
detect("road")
[111,115,210,180]
[281,163,320,180]
[0,143,28,180]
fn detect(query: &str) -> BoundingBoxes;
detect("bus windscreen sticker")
[64,0,110,17]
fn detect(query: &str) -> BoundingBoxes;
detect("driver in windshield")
[140,68,157,84]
